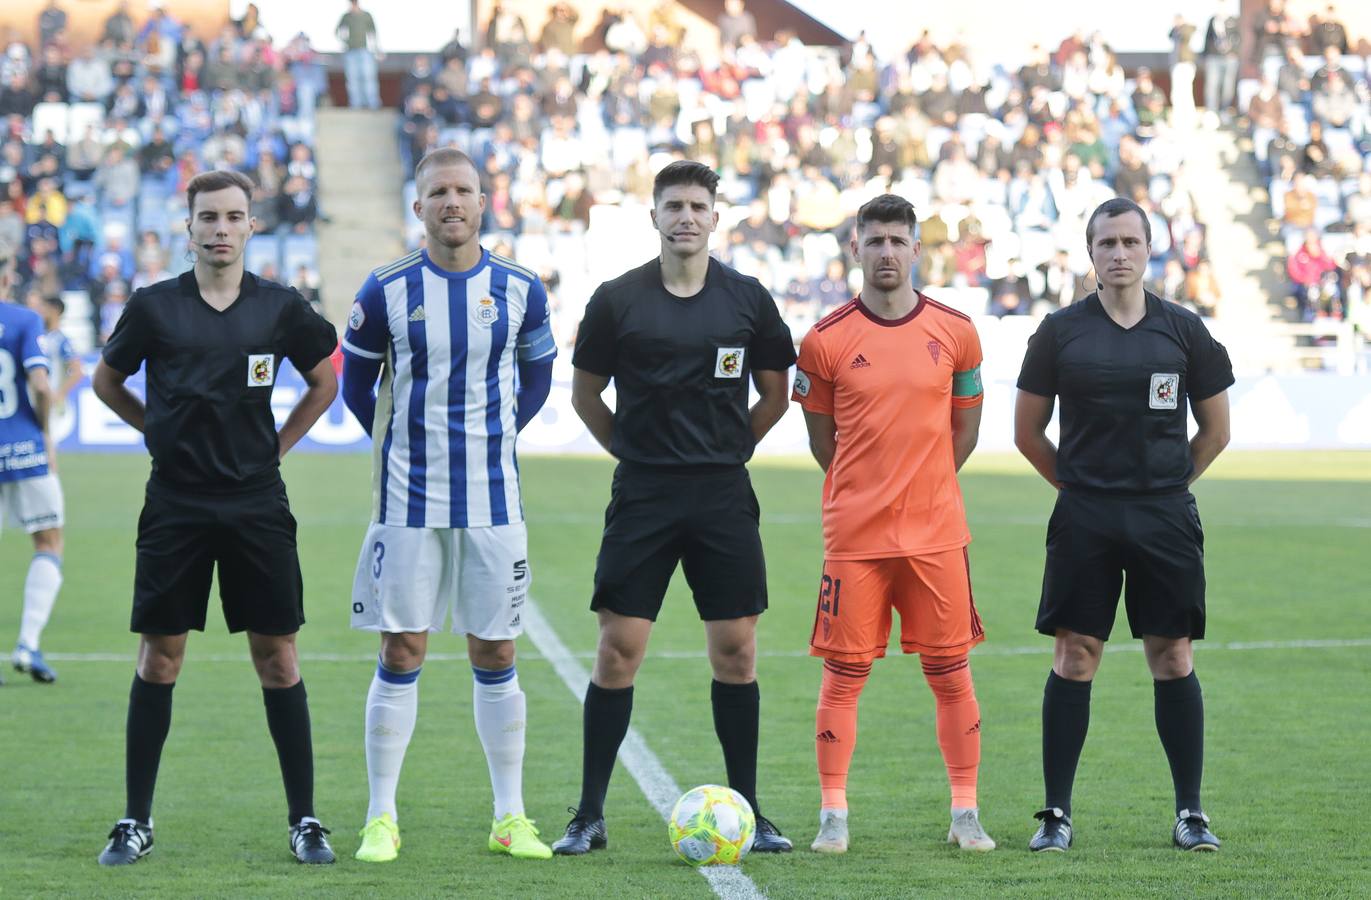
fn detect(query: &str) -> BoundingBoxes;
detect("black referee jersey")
[572,256,796,467]
[1017,291,1234,493]
[102,271,337,491]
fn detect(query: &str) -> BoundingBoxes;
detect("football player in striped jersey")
[341,148,556,862]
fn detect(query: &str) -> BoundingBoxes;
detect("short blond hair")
[414,147,478,185]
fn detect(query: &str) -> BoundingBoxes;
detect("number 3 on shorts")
[372,541,386,578]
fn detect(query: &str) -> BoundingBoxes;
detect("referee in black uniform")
[91,170,340,865]
[1014,197,1233,853]
[552,161,795,855]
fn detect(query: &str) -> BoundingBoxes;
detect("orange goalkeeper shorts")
[808,547,985,663]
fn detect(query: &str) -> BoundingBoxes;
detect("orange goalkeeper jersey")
[792,293,984,559]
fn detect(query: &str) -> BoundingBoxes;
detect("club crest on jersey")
[715,347,744,378]
[247,353,274,387]
[475,296,499,326]
[794,369,811,397]
[927,340,942,364]
[1149,373,1179,409]
[348,301,366,331]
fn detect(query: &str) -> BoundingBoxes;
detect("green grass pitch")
[1,451,1368,898]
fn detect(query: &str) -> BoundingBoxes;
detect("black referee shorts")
[591,463,768,622]
[1035,488,1206,641]
[131,478,305,635]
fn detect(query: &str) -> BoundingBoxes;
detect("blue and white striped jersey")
[0,302,50,483]
[342,248,557,528]
[42,328,75,385]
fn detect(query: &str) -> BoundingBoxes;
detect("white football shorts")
[0,474,64,535]
[350,521,530,639]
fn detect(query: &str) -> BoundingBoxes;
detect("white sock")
[19,553,62,651]
[365,660,420,822]
[473,665,526,819]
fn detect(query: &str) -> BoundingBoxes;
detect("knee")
[255,650,300,688]
[1054,637,1102,680]
[32,529,63,556]
[379,638,425,673]
[469,639,515,672]
[711,643,756,683]
[1147,645,1193,680]
[137,646,183,683]
[594,636,643,685]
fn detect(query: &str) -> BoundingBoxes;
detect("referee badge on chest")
[475,295,499,327]
[248,353,275,387]
[715,347,745,378]
[1149,373,1179,409]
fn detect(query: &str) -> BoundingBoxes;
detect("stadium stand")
[390,6,1233,356]
[0,2,325,350]
[1239,3,1369,332]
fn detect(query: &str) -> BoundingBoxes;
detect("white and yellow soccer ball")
[668,784,755,866]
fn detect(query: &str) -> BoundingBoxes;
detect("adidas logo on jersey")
[409,306,426,322]
[849,354,871,369]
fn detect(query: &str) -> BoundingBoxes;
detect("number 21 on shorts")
[819,574,842,617]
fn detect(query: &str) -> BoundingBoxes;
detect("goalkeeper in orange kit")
[791,194,993,854]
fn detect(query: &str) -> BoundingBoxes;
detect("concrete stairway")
[1175,118,1280,327]
[1172,115,1296,371]
[315,108,407,325]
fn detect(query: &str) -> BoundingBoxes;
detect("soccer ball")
[668,784,755,866]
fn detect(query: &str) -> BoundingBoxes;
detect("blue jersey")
[342,248,557,528]
[0,303,51,482]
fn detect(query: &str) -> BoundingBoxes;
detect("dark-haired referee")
[91,170,340,865]
[552,160,795,855]
[1014,197,1233,853]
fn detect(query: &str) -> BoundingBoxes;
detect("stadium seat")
[246,236,282,275]
[281,233,319,276]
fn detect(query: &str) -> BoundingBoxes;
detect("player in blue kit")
[0,250,63,685]
[341,147,557,862]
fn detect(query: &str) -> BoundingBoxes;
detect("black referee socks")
[125,674,175,824]
[263,680,315,826]
[579,682,634,819]
[1042,670,1092,816]
[712,679,761,817]
[1154,670,1205,815]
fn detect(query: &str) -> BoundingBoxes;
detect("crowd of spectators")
[0,0,327,349]
[396,2,1226,348]
[1240,0,1370,327]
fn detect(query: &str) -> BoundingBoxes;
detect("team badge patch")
[476,296,499,326]
[794,369,811,397]
[1149,373,1179,409]
[927,340,942,364]
[715,347,744,378]
[348,301,366,331]
[248,353,275,387]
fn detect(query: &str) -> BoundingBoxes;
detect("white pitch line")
[520,598,766,900]
[42,637,1371,665]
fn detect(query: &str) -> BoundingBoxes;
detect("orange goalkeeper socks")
[815,659,870,810]
[922,655,981,809]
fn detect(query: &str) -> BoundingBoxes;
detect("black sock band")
[1042,670,1092,816]
[125,674,175,824]
[1154,670,1204,814]
[578,682,633,819]
[711,679,761,816]
[263,680,315,825]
